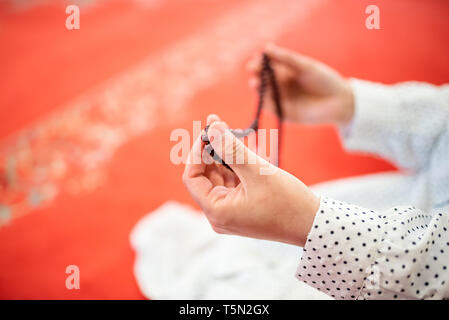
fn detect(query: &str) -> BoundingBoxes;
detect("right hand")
[182,114,320,247]
[247,44,355,126]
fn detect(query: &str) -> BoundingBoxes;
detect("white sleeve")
[296,197,449,300]
[341,79,449,172]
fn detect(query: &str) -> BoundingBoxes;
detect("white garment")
[130,201,330,299]
[297,79,449,299]
[130,79,449,300]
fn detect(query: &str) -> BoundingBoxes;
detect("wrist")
[280,176,320,247]
[294,191,320,247]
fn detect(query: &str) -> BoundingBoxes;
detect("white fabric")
[342,79,449,210]
[130,201,330,299]
[130,79,449,300]
[297,79,449,299]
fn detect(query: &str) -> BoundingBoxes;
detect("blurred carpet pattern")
[0,0,448,299]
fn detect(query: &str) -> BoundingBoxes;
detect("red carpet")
[0,0,448,299]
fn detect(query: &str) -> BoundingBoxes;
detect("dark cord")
[202,53,283,170]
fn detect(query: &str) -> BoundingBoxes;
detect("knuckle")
[211,225,225,234]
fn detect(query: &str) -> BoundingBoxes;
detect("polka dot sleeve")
[296,196,449,299]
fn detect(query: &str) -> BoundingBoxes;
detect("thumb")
[208,121,278,182]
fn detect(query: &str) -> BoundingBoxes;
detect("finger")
[264,43,315,71]
[244,130,275,164]
[184,130,207,178]
[208,121,276,184]
[207,114,220,126]
[182,133,213,207]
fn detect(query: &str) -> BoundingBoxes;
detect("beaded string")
[202,53,283,171]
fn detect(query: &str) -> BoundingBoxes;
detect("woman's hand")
[182,114,320,246]
[248,44,355,126]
